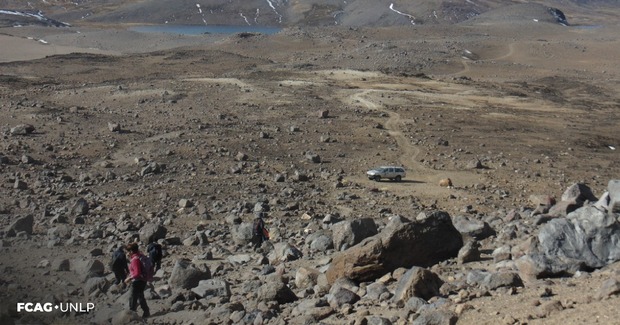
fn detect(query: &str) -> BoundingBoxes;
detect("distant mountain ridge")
[0,0,617,27]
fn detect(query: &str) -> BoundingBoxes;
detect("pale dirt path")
[341,87,486,199]
[454,42,516,76]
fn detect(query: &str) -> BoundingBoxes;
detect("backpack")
[252,218,269,240]
[136,254,154,282]
[148,243,163,263]
[110,249,126,271]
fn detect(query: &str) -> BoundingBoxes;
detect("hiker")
[252,214,270,250]
[124,242,150,318]
[110,245,129,286]
[147,241,163,271]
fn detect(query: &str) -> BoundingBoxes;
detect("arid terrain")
[1,1,619,325]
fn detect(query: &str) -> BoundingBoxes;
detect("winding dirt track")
[338,80,486,198]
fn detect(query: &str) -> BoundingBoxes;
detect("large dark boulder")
[331,218,378,251]
[326,212,463,284]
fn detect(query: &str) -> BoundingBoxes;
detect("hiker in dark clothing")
[124,242,150,318]
[252,214,269,250]
[147,241,163,271]
[111,246,129,286]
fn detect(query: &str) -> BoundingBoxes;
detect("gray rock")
[10,124,35,135]
[52,259,71,271]
[609,180,620,213]
[84,277,109,295]
[71,198,90,216]
[561,183,598,204]
[393,266,443,303]
[140,162,163,176]
[331,218,378,251]
[405,296,428,313]
[452,215,495,240]
[328,286,359,308]
[366,316,392,325]
[73,259,105,281]
[596,278,620,299]
[227,254,252,264]
[231,222,254,245]
[365,282,389,300]
[412,310,458,325]
[492,246,512,263]
[13,179,27,190]
[483,272,523,290]
[48,224,72,239]
[5,215,34,237]
[295,267,320,289]
[139,223,167,243]
[257,278,298,303]
[547,200,580,218]
[107,122,121,132]
[457,241,480,264]
[309,233,334,252]
[168,259,211,289]
[178,198,193,208]
[518,206,620,278]
[269,242,303,264]
[191,279,231,298]
[306,152,321,163]
[466,159,483,169]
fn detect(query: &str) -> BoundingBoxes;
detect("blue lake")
[130,25,281,35]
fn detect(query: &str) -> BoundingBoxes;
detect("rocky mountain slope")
[0,12,620,323]
[1,0,619,27]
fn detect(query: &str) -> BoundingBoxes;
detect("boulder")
[231,222,254,245]
[457,241,480,264]
[10,124,35,136]
[326,212,463,284]
[71,198,90,216]
[139,223,167,243]
[392,267,443,303]
[73,259,105,281]
[5,215,34,237]
[257,278,298,303]
[467,270,523,290]
[561,183,598,204]
[168,259,211,289]
[412,310,458,325]
[268,243,303,264]
[309,233,334,252]
[84,277,109,295]
[452,215,495,240]
[191,279,231,298]
[331,218,378,251]
[609,180,620,213]
[295,267,320,289]
[517,206,620,279]
[328,286,360,308]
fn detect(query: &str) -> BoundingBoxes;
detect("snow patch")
[196,3,207,25]
[0,9,71,26]
[266,0,283,24]
[389,3,415,25]
[240,12,250,25]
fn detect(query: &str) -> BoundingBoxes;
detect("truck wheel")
[395,176,402,182]
[374,176,381,182]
